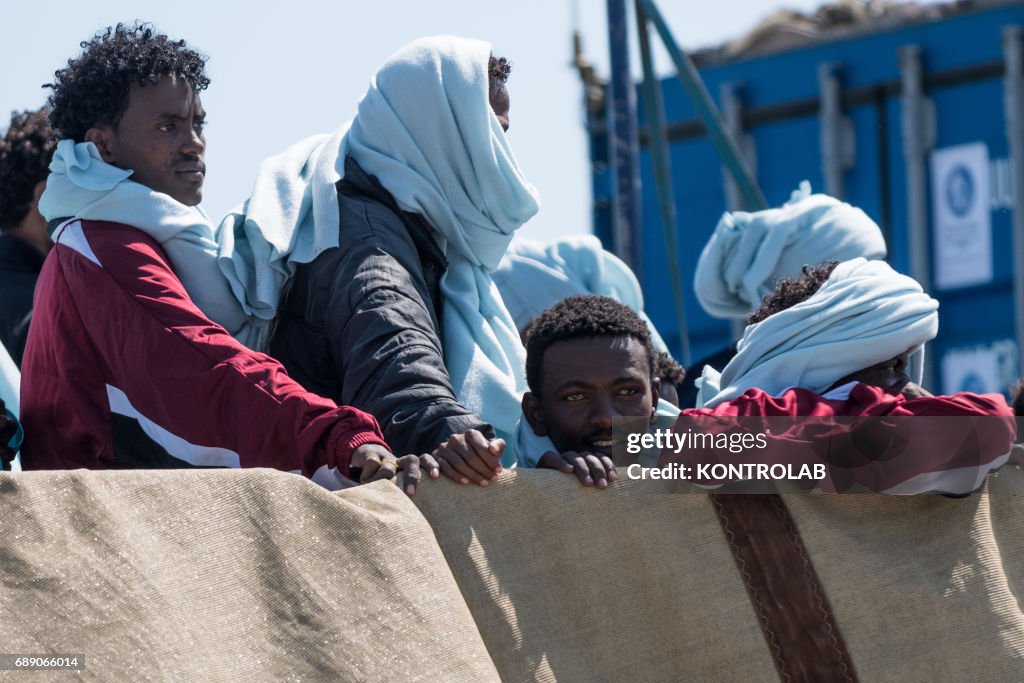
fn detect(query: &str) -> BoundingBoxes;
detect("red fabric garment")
[20,219,386,476]
[664,383,1015,494]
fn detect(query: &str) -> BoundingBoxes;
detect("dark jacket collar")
[339,157,447,268]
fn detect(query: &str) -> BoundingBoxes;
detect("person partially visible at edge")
[0,108,56,366]
[667,259,1015,495]
[654,351,685,408]
[1012,379,1024,430]
[1007,380,1024,461]
[1,399,17,471]
[679,182,888,408]
[519,295,670,488]
[227,37,541,487]
[19,23,427,493]
[1,341,23,470]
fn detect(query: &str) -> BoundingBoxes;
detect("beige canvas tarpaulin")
[413,470,780,682]
[1,466,1022,681]
[414,468,1024,682]
[0,469,499,681]
[780,466,1024,682]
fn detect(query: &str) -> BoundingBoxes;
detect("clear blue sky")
[3,0,843,240]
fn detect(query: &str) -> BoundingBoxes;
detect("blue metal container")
[587,1,1024,394]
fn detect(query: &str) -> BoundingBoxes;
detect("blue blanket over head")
[493,234,669,352]
[216,36,540,456]
[697,258,938,407]
[694,182,887,320]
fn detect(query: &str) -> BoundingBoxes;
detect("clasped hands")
[351,428,618,496]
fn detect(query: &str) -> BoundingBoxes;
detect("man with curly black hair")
[520,295,661,487]
[520,267,1014,495]
[45,23,210,206]
[0,108,56,365]
[19,23,419,492]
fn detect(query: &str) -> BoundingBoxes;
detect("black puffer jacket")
[270,158,494,455]
[0,234,45,366]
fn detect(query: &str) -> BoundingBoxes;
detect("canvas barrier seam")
[711,492,859,683]
[769,493,857,683]
[711,493,790,682]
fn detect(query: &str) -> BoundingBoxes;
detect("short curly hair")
[525,295,656,393]
[654,351,685,385]
[0,108,56,231]
[488,55,511,83]
[46,22,210,142]
[748,261,839,325]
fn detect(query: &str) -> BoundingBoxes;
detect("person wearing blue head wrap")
[696,258,936,408]
[694,182,887,320]
[237,37,539,485]
[635,260,1015,496]
[669,259,1016,495]
[680,182,888,407]
[492,234,671,353]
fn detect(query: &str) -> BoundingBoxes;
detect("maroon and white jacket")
[668,382,1016,495]
[20,219,387,477]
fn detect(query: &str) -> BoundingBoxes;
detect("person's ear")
[522,392,549,436]
[85,126,117,163]
[30,179,46,209]
[894,352,909,374]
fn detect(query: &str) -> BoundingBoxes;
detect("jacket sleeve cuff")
[334,430,390,477]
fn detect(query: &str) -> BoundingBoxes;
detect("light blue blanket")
[697,258,938,407]
[217,127,349,349]
[694,182,887,319]
[38,140,254,342]
[492,234,669,352]
[349,37,539,449]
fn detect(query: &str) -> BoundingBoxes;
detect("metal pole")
[720,82,752,212]
[899,44,936,388]
[635,0,691,365]
[900,45,934,291]
[1003,25,1024,379]
[606,0,643,272]
[818,62,852,199]
[718,82,751,341]
[639,0,768,211]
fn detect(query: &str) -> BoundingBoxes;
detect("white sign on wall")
[930,142,992,290]
[940,340,1018,395]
